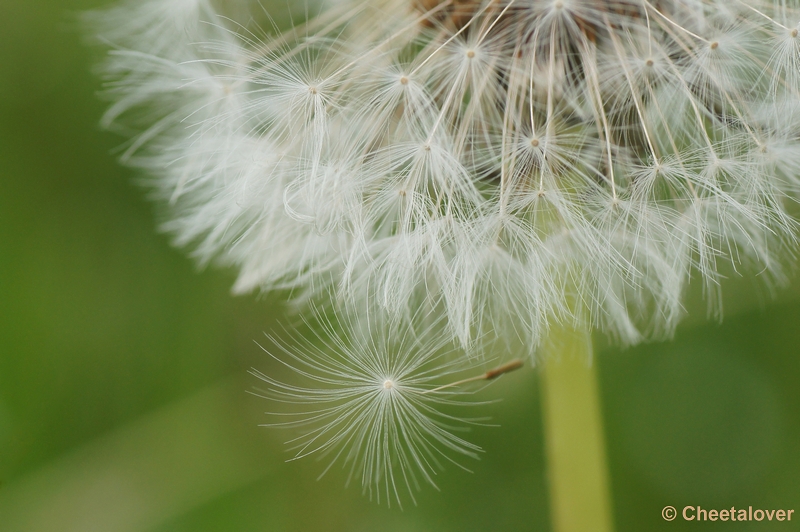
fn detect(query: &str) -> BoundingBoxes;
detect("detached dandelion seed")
[249,311,519,507]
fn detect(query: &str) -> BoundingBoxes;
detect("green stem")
[539,325,615,532]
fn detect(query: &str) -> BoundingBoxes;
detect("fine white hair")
[249,307,491,507]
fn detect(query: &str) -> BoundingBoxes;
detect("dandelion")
[249,310,522,506]
[88,0,800,521]
[90,0,800,350]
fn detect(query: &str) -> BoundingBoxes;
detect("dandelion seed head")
[91,0,800,371]
[90,0,791,494]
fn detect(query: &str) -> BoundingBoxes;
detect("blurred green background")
[1,1,799,531]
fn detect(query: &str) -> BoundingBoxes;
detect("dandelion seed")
[249,310,519,506]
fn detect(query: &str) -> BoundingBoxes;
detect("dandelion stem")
[539,326,614,532]
[422,359,524,394]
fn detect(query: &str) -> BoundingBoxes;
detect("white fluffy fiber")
[249,308,487,507]
[92,0,800,350]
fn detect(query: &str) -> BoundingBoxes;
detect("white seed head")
[90,0,800,356]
